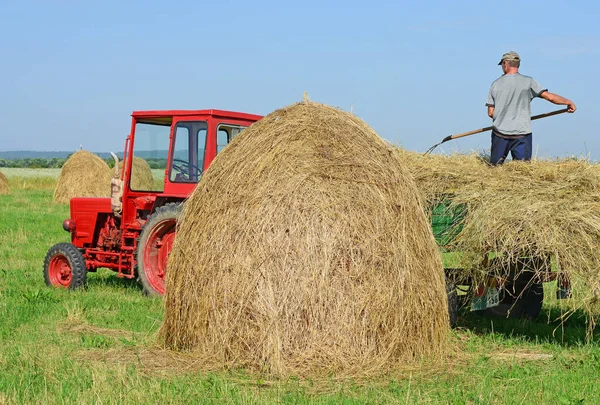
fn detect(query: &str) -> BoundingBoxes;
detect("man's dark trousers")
[490,133,532,165]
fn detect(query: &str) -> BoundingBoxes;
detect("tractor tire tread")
[136,203,182,296]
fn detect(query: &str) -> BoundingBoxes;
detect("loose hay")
[161,101,449,376]
[399,150,600,321]
[0,171,9,194]
[53,150,112,203]
[130,156,155,190]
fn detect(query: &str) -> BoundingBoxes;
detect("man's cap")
[498,51,520,65]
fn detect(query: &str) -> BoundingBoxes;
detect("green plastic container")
[430,199,466,250]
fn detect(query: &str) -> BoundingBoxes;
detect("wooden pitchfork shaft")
[424,108,569,155]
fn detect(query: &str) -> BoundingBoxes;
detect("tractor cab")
[126,109,261,197]
[110,109,261,227]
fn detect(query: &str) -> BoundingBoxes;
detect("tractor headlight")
[62,219,76,232]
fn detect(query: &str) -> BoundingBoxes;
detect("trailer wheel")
[520,283,544,319]
[43,243,87,290]
[485,278,543,320]
[444,277,459,327]
[136,203,181,296]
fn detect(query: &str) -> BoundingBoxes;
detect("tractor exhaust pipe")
[110,152,120,177]
[109,152,123,218]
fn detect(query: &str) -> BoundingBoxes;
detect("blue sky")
[0,0,598,158]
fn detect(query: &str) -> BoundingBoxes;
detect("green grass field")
[1,173,600,404]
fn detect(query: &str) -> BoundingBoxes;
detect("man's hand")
[567,102,577,113]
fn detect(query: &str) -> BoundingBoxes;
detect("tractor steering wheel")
[171,159,202,180]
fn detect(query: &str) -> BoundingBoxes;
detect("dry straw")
[398,150,600,321]
[0,171,9,194]
[161,101,449,377]
[130,156,155,190]
[53,150,112,203]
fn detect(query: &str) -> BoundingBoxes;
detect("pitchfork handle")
[448,108,569,141]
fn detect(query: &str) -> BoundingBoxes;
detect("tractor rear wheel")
[136,203,181,296]
[43,243,87,290]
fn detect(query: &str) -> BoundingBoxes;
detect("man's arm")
[540,91,577,112]
[487,106,495,118]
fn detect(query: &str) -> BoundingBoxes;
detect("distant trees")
[0,158,66,168]
[106,158,167,169]
[145,158,167,169]
[0,157,167,169]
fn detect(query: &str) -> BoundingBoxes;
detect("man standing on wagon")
[485,51,576,165]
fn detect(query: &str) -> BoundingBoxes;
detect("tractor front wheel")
[43,243,87,290]
[136,203,181,296]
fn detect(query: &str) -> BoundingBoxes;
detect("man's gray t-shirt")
[486,73,547,136]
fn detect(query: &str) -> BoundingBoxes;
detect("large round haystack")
[130,156,155,190]
[161,101,449,376]
[0,171,9,194]
[53,150,112,203]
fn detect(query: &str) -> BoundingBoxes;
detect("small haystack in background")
[130,156,155,190]
[399,150,600,316]
[161,101,449,376]
[53,150,112,203]
[0,171,9,194]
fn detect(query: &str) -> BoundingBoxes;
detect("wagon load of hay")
[399,150,600,315]
[130,156,155,190]
[0,171,9,194]
[161,101,449,376]
[53,150,112,203]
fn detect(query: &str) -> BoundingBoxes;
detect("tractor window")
[217,124,247,153]
[131,122,170,192]
[169,121,208,183]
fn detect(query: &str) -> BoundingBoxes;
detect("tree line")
[0,157,168,169]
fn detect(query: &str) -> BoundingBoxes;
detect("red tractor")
[43,109,262,295]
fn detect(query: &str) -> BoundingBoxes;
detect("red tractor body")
[44,109,262,295]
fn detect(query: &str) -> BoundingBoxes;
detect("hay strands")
[161,101,449,377]
[424,108,569,155]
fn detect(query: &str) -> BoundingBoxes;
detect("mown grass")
[1,184,600,404]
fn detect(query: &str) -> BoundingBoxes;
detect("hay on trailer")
[398,150,600,318]
[53,150,112,203]
[0,171,9,194]
[161,101,449,377]
[130,156,155,190]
